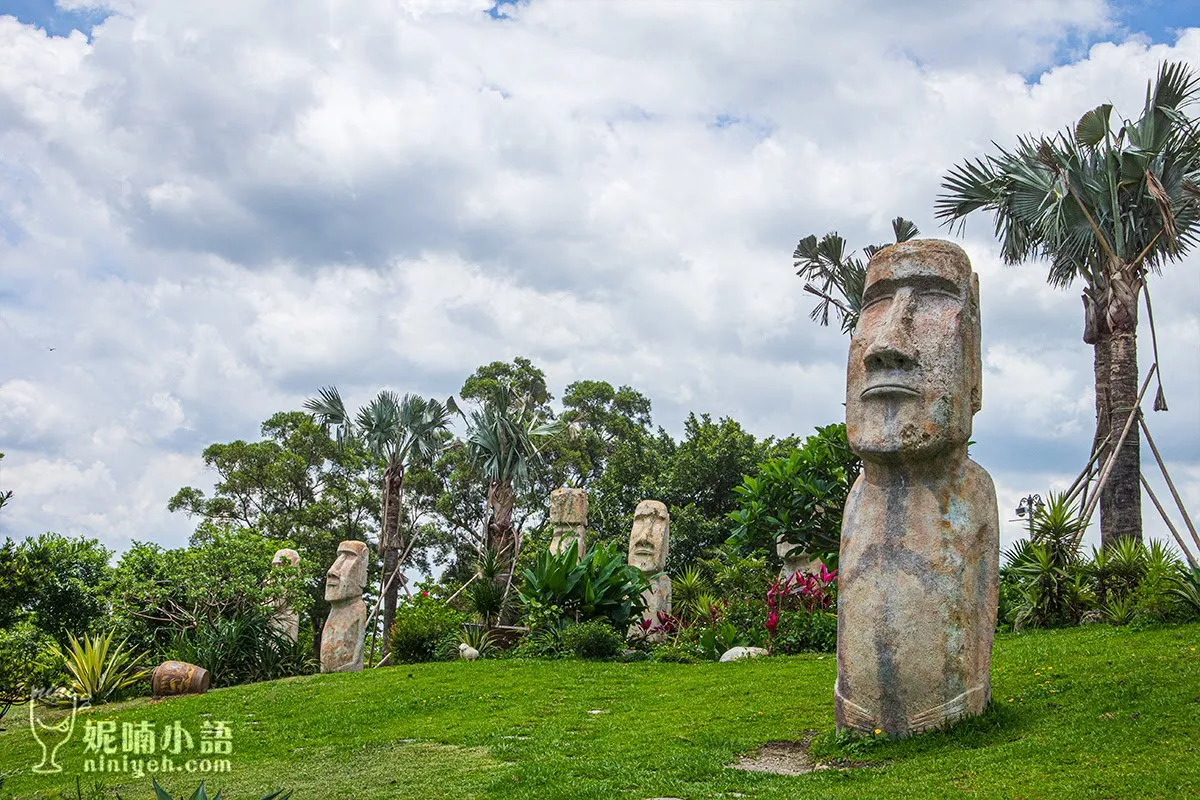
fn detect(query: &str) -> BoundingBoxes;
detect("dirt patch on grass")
[727,735,869,776]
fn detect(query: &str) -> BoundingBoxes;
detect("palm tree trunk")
[1100,328,1143,546]
[1099,265,1143,547]
[1089,334,1111,523]
[379,468,404,660]
[486,479,518,624]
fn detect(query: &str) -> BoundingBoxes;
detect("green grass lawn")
[1,623,1198,799]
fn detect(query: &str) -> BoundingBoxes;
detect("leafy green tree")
[793,217,920,333]
[936,61,1200,546]
[728,423,861,570]
[304,388,455,660]
[0,534,112,640]
[168,411,378,657]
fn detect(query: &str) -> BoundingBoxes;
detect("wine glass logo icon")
[29,689,79,774]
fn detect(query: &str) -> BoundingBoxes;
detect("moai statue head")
[271,548,300,570]
[845,240,982,463]
[324,540,368,603]
[628,500,669,573]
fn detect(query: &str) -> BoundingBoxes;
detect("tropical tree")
[792,216,920,333]
[936,60,1200,546]
[305,388,455,659]
[459,382,561,615]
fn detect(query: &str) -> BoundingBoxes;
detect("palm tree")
[459,383,561,616]
[792,217,920,334]
[936,60,1200,547]
[305,387,455,658]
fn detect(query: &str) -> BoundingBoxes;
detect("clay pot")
[152,661,212,697]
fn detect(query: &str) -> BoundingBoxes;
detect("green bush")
[561,620,624,660]
[389,595,469,664]
[167,610,313,687]
[0,621,61,702]
[503,625,569,660]
[771,609,837,654]
[651,645,700,664]
[518,542,650,631]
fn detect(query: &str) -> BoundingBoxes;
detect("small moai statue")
[267,548,301,644]
[628,500,671,638]
[835,240,999,737]
[320,540,369,673]
[548,487,588,558]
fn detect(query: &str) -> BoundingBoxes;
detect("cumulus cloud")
[0,1,1197,557]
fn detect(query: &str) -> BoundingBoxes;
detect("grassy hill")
[1,623,1198,799]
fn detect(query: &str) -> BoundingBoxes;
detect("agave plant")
[47,631,150,704]
[670,566,709,623]
[136,778,292,800]
[1171,567,1200,617]
[518,542,650,631]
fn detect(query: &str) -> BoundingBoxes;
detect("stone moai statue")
[628,500,671,635]
[776,536,822,580]
[321,540,369,673]
[835,240,999,737]
[548,487,588,558]
[267,548,301,644]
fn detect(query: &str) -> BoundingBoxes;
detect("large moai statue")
[267,548,301,644]
[549,487,588,558]
[835,240,999,737]
[628,500,671,634]
[321,540,368,673]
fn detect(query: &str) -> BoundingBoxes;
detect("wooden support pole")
[1080,364,1157,529]
[1140,474,1199,569]
[1139,415,1200,555]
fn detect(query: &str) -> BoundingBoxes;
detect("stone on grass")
[835,240,999,738]
[719,646,769,662]
[321,540,369,673]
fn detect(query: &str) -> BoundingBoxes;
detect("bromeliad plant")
[134,778,292,799]
[518,542,651,631]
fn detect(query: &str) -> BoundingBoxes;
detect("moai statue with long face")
[628,500,671,635]
[549,487,588,558]
[321,540,369,673]
[835,240,999,737]
[267,548,301,644]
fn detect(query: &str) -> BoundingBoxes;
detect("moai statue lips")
[835,240,999,738]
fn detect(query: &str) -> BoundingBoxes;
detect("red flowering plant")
[765,566,838,653]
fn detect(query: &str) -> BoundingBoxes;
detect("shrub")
[504,625,569,660]
[167,610,313,687]
[48,631,150,704]
[518,542,650,631]
[389,595,469,664]
[561,620,624,660]
[771,609,837,654]
[0,621,62,703]
[1172,567,1200,619]
[652,645,701,664]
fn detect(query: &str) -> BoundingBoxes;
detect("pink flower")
[766,610,779,636]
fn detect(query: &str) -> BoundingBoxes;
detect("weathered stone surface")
[549,487,588,557]
[628,500,671,637]
[719,646,769,662]
[776,536,823,580]
[835,240,999,738]
[152,661,211,697]
[321,540,368,673]
[267,548,300,644]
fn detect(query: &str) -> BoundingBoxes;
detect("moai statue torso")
[267,548,301,644]
[321,540,368,673]
[835,240,999,737]
[548,487,588,558]
[628,500,671,636]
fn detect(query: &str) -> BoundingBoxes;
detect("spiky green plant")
[47,631,149,704]
[1171,567,1200,617]
[670,566,708,623]
[132,777,292,799]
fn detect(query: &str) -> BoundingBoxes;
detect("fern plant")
[47,631,149,704]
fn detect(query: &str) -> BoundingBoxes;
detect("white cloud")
[0,1,1196,559]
